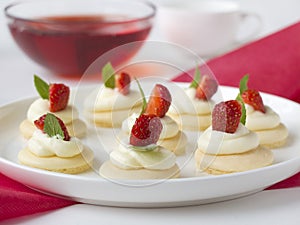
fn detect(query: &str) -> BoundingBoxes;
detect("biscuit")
[18,147,94,174]
[254,123,288,149]
[195,147,273,174]
[99,161,180,180]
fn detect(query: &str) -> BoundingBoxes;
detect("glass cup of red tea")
[5,0,156,77]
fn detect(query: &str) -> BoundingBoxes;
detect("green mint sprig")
[235,74,249,125]
[34,75,49,99]
[43,113,65,139]
[239,74,249,94]
[102,62,115,89]
[135,77,147,115]
[189,65,201,88]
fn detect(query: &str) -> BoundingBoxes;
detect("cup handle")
[235,12,262,44]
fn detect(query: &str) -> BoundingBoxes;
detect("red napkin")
[173,21,300,190]
[0,173,75,221]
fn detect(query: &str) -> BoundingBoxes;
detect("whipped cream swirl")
[28,130,84,157]
[85,87,141,111]
[198,124,259,155]
[168,88,213,115]
[110,144,176,170]
[245,105,280,130]
[27,99,78,124]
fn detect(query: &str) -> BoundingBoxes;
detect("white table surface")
[1,0,300,224]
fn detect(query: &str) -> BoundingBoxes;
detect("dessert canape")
[19,113,94,174]
[239,75,288,148]
[168,67,218,131]
[195,100,273,175]
[122,82,187,155]
[100,112,180,179]
[19,75,86,139]
[84,62,142,127]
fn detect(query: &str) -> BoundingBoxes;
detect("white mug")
[157,0,262,56]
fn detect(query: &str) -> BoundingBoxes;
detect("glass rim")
[4,0,156,25]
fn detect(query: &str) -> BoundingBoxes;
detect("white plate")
[1,82,300,207]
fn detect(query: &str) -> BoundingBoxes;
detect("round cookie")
[99,161,180,179]
[18,147,94,174]
[254,123,288,149]
[195,147,273,175]
[19,119,87,139]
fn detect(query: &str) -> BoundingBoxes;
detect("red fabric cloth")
[173,21,300,190]
[266,172,300,190]
[1,21,300,222]
[0,173,75,221]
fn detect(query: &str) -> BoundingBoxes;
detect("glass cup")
[5,0,156,77]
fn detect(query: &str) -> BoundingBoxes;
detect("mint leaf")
[236,94,246,125]
[102,62,115,89]
[235,74,249,125]
[34,75,49,99]
[189,66,201,88]
[135,78,147,114]
[240,102,246,125]
[239,74,249,94]
[43,113,65,139]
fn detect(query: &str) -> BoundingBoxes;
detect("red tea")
[8,15,152,76]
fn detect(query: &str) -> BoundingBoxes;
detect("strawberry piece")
[195,75,218,100]
[145,84,172,118]
[34,114,71,141]
[242,89,265,113]
[115,72,131,95]
[34,114,47,131]
[49,83,70,112]
[130,114,162,146]
[212,100,242,133]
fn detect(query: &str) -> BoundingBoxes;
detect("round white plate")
[1,82,300,207]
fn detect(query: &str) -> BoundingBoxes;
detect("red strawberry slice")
[242,89,265,113]
[130,114,163,146]
[34,114,71,141]
[212,100,242,133]
[115,72,131,95]
[49,83,70,112]
[145,84,172,118]
[195,75,218,100]
[34,114,47,131]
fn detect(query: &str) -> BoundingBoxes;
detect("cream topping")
[198,124,259,155]
[246,105,280,130]
[27,99,78,124]
[169,88,213,115]
[110,143,176,170]
[122,113,179,139]
[85,87,141,112]
[28,130,84,158]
